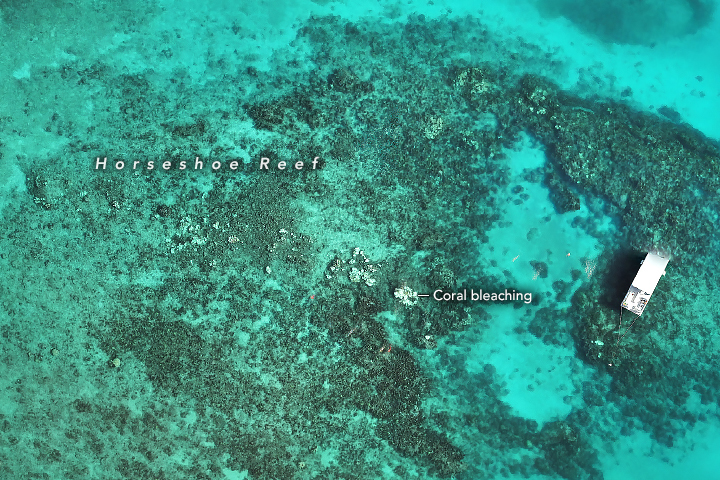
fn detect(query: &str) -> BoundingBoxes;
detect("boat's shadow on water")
[599,249,645,309]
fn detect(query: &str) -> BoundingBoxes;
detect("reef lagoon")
[1,1,720,479]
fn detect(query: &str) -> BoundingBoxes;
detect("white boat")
[621,252,670,315]
[610,251,670,366]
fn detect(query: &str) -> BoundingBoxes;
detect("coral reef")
[1,10,718,480]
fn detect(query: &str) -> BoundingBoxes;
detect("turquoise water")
[1,1,720,479]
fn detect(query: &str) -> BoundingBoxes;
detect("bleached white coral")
[394,285,418,306]
[349,267,362,283]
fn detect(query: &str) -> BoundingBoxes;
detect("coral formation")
[0,8,718,480]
